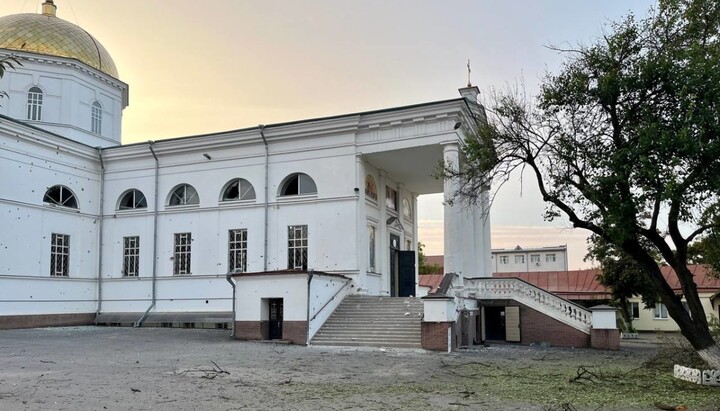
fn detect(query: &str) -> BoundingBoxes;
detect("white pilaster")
[378,170,389,295]
[482,190,492,276]
[355,155,367,292]
[442,142,462,279]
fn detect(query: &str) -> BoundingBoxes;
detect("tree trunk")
[698,344,720,370]
[617,298,634,333]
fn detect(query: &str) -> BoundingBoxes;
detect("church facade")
[0,2,493,338]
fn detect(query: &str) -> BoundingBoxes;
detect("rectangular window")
[499,255,509,264]
[654,303,668,319]
[514,255,525,264]
[123,236,140,277]
[173,233,192,275]
[91,104,102,134]
[385,187,398,211]
[630,302,640,319]
[530,254,540,263]
[27,90,43,121]
[368,225,376,272]
[288,225,308,270]
[50,233,69,277]
[228,229,247,273]
[546,253,557,263]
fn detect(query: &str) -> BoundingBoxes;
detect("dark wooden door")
[269,298,283,340]
[389,234,400,296]
[398,250,415,297]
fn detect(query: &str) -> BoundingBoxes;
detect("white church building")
[0,1,616,351]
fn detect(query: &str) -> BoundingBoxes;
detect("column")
[442,142,462,279]
[461,200,476,278]
[355,155,367,292]
[481,190,492,276]
[412,193,419,296]
[378,170,388,295]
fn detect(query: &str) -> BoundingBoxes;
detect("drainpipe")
[306,270,314,345]
[95,147,105,317]
[259,125,269,271]
[226,271,236,337]
[136,141,160,327]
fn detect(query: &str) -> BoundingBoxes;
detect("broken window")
[43,185,78,209]
[50,233,70,277]
[123,236,140,277]
[288,225,308,270]
[168,184,199,206]
[228,229,247,273]
[118,189,147,210]
[280,173,317,196]
[173,233,192,275]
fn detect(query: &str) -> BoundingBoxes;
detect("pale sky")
[1,0,658,269]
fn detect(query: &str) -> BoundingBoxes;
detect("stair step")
[311,295,423,349]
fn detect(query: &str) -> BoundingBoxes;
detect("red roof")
[418,274,444,293]
[494,269,610,300]
[493,265,720,300]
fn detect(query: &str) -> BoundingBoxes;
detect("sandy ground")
[0,327,709,411]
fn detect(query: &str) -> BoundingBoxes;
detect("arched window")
[402,198,412,219]
[168,184,199,206]
[27,86,43,121]
[364,175,378,200]
[221,178,256,201]
[118,189,147,210]
[91,101,102,134]
[279,173,317,197]
[43,185,78,208]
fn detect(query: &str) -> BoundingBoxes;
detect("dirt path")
[0,327,716,410]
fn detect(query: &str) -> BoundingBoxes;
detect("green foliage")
[451,0,720,357]
[417,242,442,275]
[687,234,720,276]
[709,315,720,339]
[586,235,659,332]
[0,54,21,102]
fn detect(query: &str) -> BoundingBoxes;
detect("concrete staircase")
[311,295,423,348]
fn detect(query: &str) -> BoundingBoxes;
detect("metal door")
[269,298,283,340]
[397,250,415,297]
[505,306,521,342]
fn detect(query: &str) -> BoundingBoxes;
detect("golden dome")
[0,5,118,78]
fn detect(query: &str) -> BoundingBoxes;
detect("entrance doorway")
[268,298,283,340]
[483,305,521,342]
[389,234,415,297]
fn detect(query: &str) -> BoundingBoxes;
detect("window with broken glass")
[228,229,247,273]
[50,233,70,277]
[288,225,308,270]
[123,236,140,277]
[43,185,78,209]
[173,233,192,275]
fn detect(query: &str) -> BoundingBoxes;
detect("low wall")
[0,313,95,330]
[516,302,591,348]
[421,322,455,351]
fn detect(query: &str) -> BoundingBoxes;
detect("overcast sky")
[2,0,658,268]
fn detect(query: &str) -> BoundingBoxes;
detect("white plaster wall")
[492,249,568,273]
[591,310,617,329]
[234,274,308,321]
[631,294,717,332]
[308,274,352,339]
[0,124,101,315]
[0,56,126,147]
[423,298,457,322]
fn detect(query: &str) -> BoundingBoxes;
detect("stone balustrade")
[465,277,592,334]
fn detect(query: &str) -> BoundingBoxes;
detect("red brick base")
[0,313,95,330]
[421,322,455,351]
[234,321,307,345]
[516,303,591,348]
[591,328,620,350]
